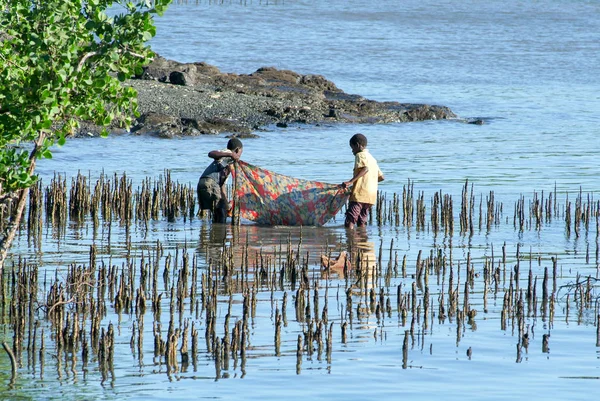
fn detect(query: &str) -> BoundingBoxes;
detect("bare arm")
[342,166,368,188]
[208,148,242,161]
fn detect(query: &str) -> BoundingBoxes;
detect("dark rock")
[328,107,340,118]
[78,55,458,138]
[75,120,128,137]
[136,55,179,82]
[251,67,301,84]
[300,74,340,92]
[192,62,221,76]
[227,132,260,139]
[169,70,196,86]
[130,112,182,137]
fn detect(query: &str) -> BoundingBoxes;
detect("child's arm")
[341,166,368,189]
[208,148,242,160]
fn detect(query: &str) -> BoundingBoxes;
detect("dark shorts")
[197,177,222,211]
[198,177,228,223]
[345,201,371,226]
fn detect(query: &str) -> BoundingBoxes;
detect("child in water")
[197,138,243,223]
[341,133,384,229]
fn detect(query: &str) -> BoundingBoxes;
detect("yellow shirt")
[350,149,383,204]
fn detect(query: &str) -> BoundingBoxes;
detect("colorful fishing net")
[233,161,350,226]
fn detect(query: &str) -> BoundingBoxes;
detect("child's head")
[227,137,243,153]
[349,133,367,155]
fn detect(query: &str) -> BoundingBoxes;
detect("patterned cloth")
[233,161,350,226]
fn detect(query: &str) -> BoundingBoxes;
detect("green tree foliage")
[0,0,171,266]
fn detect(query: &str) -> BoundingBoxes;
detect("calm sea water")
[5,0,600,400]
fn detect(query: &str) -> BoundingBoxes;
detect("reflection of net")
[234,161,349,226]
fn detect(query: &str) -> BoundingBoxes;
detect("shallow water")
[3,0,600,400]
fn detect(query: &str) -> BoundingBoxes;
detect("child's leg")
[213,206,227,223]
[213,197,228,223]
[356,204,371,226]
[199,178,224,223]
[345,202,361,229]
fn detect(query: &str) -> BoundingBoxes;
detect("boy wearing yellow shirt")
[341,133,384,229]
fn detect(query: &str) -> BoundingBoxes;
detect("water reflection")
[319,227,378,285]
[6,171,600,399]
[197,222,347,274]
[345,227,377,285]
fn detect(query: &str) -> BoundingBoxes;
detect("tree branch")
[76,48,151,74]
[76,51,98,73]
[0,132,46,270]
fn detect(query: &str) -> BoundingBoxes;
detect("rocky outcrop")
[77,55,457,138]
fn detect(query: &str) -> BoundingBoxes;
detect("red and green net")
[233,161,349,226]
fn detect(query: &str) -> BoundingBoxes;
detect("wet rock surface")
[76,55,457,138]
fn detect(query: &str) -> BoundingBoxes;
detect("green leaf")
[41,119,53,129]
[19,172,32,183]
[0,0,170,199]
[142,31,153,41]
[57,69,68,82]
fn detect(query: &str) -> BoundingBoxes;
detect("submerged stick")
[3,342,17,381]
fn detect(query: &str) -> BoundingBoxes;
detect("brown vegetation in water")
[2,172,600,386]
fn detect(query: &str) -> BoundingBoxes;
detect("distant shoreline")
[77,55,457,138]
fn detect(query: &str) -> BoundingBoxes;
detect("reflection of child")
[197,138,243,223]
[341,133,384,229]
[320,251,348,277]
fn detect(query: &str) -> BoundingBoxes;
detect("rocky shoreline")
[79,55,460,138]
